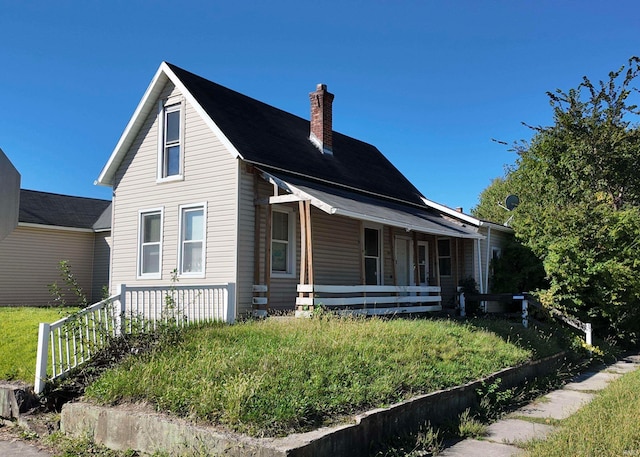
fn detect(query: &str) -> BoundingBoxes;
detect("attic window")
[157,101,184,182]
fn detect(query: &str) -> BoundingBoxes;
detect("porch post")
[265,204,272,310]
[476,238,484,294]
[253,204,262,287]
[305,200,314,286]
[298,200,307,296]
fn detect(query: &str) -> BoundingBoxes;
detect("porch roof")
[263,171,483,240]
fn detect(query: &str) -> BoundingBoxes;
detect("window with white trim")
[158,101,183,181]
[437,238,452,277]
[138,209,163,278]
[271,208,295,277]
[364,227,381,285]
[417,241,429,285]
[179,204,206,276]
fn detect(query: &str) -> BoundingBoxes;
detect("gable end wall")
[109,81,239,311]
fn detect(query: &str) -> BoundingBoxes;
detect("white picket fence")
[34,283,234,394]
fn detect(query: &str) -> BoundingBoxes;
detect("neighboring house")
[96,62,489,319]
[421,197,514,295]
[0,190,111,306]
[0,148,20,242]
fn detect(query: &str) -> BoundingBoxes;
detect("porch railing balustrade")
[296,284,442,316]
[34,283,234,394]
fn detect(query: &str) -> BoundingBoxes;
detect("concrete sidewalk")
[439,354,640,456]
[0,426,52,457]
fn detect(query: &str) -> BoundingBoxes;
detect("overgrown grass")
[0,306,79,382]
[85,316,568,437]
[523,366,640,456]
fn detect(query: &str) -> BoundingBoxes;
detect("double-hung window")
[364,227,381,285]
[158,100,183,181]
[179,204,206,276]
[437,238,452,277]
[271,208,295,277]
[138,209,163,278]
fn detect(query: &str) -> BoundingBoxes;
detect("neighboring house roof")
[97,62,425,207]
[421,196,514,233]
[19,189,111,230]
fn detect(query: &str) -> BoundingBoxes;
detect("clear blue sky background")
[2,1,639,213]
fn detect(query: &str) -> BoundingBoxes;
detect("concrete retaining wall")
[0,383,39,419]
[61,352,570,456]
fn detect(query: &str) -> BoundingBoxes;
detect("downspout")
[484,226,492,293]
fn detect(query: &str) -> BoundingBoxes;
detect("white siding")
[0,226,95,306]
[110,81,239,315]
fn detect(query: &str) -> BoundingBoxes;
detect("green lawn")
[0,307,78,382]
[85,316,569,437]
[524,365,640,457]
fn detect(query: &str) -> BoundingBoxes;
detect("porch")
[251,169,483,316]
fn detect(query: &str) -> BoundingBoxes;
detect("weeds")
[84,316,563,437]
[46,432,138,456]
[457,408,486,439]
[48,260,88,307]
[373,421,443,457]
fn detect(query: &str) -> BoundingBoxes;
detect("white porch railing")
[296,284,442,316]
[34,283,234,394]
[459,292,593,346]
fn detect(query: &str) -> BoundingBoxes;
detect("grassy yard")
[524,365,640,457]
[85,316,570,437]
[0,306,78,382]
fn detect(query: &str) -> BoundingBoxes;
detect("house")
[96,62,489,319]
[0,148,20,242]
[0,189,111,306]
[421,197,514,295]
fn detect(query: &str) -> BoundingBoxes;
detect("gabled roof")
[19,189,111,230]
[421,196,514,233]
[97,62,426,207]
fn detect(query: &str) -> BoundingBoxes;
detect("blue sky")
[2,1,639,214]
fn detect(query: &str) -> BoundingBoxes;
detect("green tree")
[477,57,640,344]
[471,176,514,224]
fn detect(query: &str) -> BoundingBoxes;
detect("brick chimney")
[309,83,334,155]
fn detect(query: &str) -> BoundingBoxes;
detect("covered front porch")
[251,170,483,316]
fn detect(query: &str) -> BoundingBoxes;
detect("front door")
[395,236,414,286]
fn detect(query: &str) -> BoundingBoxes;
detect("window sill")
[137,273,161,280]
[271,271,296,279]
[156,175,184,184]
[179,272,206,279]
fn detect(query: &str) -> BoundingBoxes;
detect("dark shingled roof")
[19,190,111,230]
[166,63,426,207]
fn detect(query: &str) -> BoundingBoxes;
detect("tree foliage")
[476,57,640,344]
[471,176,514,224]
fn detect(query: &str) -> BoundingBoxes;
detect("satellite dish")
[505,195,520,211]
